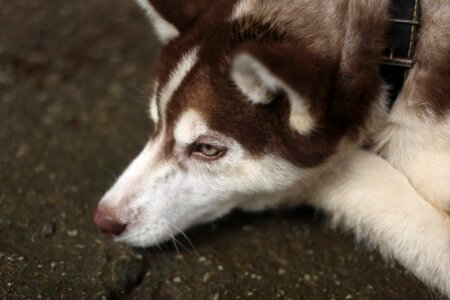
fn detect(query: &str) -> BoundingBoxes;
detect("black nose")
[93,208,127,236]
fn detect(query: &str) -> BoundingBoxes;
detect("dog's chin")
[114,228,172,248]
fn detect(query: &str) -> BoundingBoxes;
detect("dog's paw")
[405,153,450,213]
[374,116,450,213]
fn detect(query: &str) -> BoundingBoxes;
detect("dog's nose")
[93,208,127,236]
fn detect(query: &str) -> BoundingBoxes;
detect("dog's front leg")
[305,149,450,296]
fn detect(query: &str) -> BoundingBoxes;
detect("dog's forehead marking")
[174,109,208,144]
[158,46,200,126]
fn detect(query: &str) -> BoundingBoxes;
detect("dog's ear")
[231,42,330,135]
[136,0,212,44]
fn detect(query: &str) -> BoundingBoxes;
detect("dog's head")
[94,0,387,246]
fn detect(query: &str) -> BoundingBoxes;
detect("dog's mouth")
[114,221,180,247]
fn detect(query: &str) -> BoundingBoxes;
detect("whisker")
[166,226,180,256]
[170,224,200,256]
[169,225,193,254]
[124,85,151,106]
[107,168,118,181]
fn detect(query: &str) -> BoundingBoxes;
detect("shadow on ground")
[0,0,442,299]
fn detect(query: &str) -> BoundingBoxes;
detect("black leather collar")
[380,0,420,107]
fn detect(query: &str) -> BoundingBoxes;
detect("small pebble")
[211,293,219,300]
[173,277,181,283]
[67,230,78,237]
[34,163,45,174]
[203,272,211,282]
[15,143,29,158]
[42,223,55,238]
[278,268,286,275]
[276,290,285,298]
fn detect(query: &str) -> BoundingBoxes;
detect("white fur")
[135,0,179,44]
[100,136,164,210]
[304,149,450,296]
[103,116,450,294]
[173,110,208,145]
[100,109,303,247]
[231,53,315,134]
[231,53,278,104]
[374,99,450,212]
[231,0,259,20]
[149,81,159,123]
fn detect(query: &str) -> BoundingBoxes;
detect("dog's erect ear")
[136,0,212,44]
[231,42,330,134]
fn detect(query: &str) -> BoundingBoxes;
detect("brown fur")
[149,0,213,32]
[149,0,391,168]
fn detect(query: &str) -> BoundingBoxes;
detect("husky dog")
[94,0,450,295]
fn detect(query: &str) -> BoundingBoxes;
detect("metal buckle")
[382,54,414,68]
[381,18,420,68]
[390,19,420,25]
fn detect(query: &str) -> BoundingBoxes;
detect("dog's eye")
[192,143,224,160]
[199,144,221,157]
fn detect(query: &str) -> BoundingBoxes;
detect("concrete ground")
[0,0,443,299]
